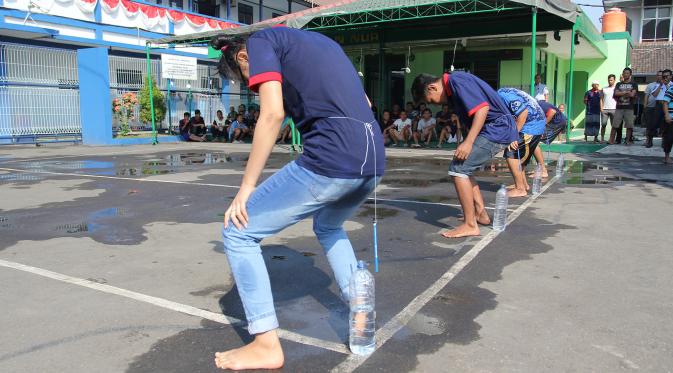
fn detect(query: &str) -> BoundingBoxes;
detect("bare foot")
[441,223,480,238]
[664,158,673,165]
[527,169,549,178]
[507,188,528,198]
[214,331,284,371]
[458,209,491,225]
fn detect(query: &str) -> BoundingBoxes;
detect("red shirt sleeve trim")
[546,108,555,117]
[248,72,282,93]
[468,102,489,117]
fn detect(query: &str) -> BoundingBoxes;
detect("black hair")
[623,67,633,73]
[423,108,431,114]
[217,109,223,114]
[210,35,250,83]
[411,73,441,105]
[400,110,407,115]
[608,74,616,80]
[663,69,672,76]
[183,112,190,117]
[194,109,201,114]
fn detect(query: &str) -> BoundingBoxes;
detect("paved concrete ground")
[0,142,671,372]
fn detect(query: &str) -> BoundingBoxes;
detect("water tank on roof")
[601,7,627,33]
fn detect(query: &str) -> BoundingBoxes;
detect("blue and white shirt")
[497,87,546,136]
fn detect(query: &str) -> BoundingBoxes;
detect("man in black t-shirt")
[611,68,639,145]
[190,109,206,136]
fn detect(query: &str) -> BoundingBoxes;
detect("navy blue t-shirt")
[246,27,385,178]
[444,72,518,144]
[537,100,567,131]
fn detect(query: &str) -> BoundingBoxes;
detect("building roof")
[631,41,673,75]
[151,0,581,45]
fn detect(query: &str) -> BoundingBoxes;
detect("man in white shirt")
[534,74,549,101]
[388,110,412,147]
[646,69,673,147]
[412,109,437,147]
[601,74,617,143]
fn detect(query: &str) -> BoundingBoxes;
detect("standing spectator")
[643,71,662,147]
[534,74,549,101]
[212,109,228,141]
[389,110,412,147]
[413,108,437,147]
[601,74,617,143]
[179,112,205,142]
[611,67,638,145]
[584,81,602,143]
[645,70,673,147]
[661,83,673,164]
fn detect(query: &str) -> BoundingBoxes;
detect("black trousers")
[647,105,665,138]
[663,123,673,154]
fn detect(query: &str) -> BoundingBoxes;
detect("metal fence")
[0,42,81,142]
[107,54,258,133]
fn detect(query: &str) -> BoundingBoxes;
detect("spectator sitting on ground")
[388,110,412,147]
[391,104,402,120]
[277,117,292,144]
[179,112,205,142]
[248,109,259,138]
[413,108,437,147]
[212,109,228,141]
[229,114,249,143]
[438,113,463,147]
[405,102,418,122]
[435,103,451,133]
[190,109,206,137]
[227,106,237,122]
[380,110,396,145]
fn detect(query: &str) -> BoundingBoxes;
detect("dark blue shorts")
[449,135,506,178]
[503,133,542,167]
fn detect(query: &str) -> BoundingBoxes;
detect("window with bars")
[642,0,672,41]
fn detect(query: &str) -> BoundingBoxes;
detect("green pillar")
[145,42,157,145]
[530,6,537,95]
[378,39,384,115]
[566,23,577,144]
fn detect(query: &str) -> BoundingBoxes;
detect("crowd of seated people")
[379,102,466,148]
[177,104,263,143]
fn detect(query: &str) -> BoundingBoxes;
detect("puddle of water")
[272,255,287,261]
[54,207,130,234]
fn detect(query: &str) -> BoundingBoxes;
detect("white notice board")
[161,54,197,81]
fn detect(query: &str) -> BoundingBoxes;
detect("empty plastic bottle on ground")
[532,165,542,195]
[556,153,565,177]
[493,184,508,232]
[349,260,376,355]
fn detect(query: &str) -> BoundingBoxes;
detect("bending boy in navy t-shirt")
[412,72,518,238]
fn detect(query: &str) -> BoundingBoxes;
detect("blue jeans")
[222,161,379,334]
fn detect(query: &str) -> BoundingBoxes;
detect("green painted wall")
[404,49,444,108]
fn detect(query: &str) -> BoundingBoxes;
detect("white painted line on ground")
[371,197,520,211]
[332,176,561,372]
[0,259,350,355]
[0,167,240,189]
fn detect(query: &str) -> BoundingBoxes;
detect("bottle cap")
[357,260,367,269]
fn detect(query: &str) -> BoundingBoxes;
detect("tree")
[139,76,166,127]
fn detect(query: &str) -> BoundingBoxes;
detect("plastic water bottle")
[493,185,508,232]
[349,260,376,355]
[556,153,565,177]
[532,165,542,195]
